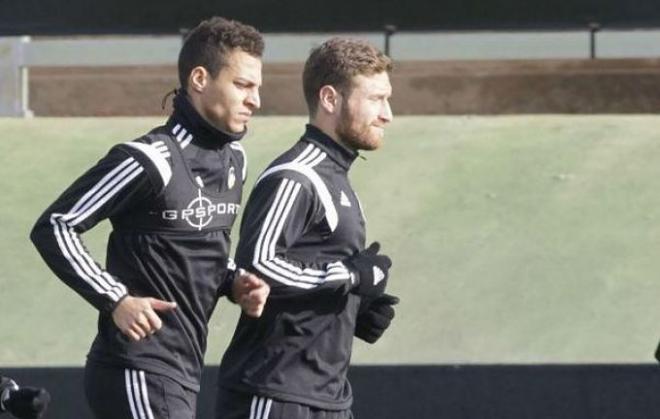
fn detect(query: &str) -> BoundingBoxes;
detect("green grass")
[2,115,660,366]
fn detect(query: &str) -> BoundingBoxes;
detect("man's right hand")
[345,242,392,298]
[112,296,177,341]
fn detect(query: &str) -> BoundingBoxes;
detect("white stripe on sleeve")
[48,156,145,302]
[67,157,136,216]
[306,151,327,167]
[292,143,315,163]
[68,163,144,226]
[180,134,193,149]
[252,178,350,288]
[297,147,321,165]
[124,141,172,187]
[50,219,125,301]
[256,161,337,232]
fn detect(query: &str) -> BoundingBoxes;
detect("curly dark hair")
[178,16,264,89]
[303,38,392,115]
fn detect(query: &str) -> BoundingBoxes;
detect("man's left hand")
[232,271,270,317]
[355,293,399,344]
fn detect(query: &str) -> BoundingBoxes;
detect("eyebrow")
[370,91,392,98]
[235,77,260,86]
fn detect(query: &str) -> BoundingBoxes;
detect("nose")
[380,100,393,124]
[246,88,261,110]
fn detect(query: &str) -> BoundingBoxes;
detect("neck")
[309,117,355,153]
[171,91,245,146]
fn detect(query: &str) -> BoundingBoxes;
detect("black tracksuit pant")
[85,362,197,419]
[215,389,353,419]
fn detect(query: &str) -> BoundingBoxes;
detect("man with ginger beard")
[215,38,400,419]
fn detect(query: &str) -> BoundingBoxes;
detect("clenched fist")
[232,271,270,317]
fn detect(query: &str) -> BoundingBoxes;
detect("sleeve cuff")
[103,292,129,314]
[219,262,242,303]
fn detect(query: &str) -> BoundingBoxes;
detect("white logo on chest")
[228,166,236,189]
[339,191,351,207]
[161,189,240,230]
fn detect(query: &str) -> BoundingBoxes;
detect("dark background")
[4,365,660,419]
[2,0,660,35]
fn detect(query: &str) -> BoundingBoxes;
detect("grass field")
[2,115,660,367]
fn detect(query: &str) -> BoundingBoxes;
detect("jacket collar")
[166,91,245,149]
[302,124,358,171]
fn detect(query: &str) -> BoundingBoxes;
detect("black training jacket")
[30,93,246,391]
[218,124,367,410]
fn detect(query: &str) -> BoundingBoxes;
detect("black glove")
[344,242,392,298]
[0,377,18,413]
[355,293,400,344]
[1,378,50,419]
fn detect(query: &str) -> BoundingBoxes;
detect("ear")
[318,85,341,114]
[188,66,209,93]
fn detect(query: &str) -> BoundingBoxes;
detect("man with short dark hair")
[30,16,269,419]
[215,37,399,419]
